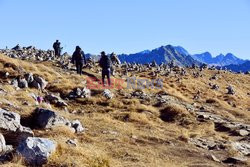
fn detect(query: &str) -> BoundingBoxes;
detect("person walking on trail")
[71,46,86,75]
[53,40,61,58]
[99,51,112,86]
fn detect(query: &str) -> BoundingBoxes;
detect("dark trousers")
[76,63,83,75]
[102,69,111,86]
[54,49,60,57]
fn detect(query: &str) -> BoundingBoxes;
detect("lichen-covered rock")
[17,137,57,166]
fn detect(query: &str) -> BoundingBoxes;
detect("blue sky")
[0,0,250,59]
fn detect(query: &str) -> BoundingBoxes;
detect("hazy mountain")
[192,52,246,66]
[222,60,250,72]
[118,45,200,66]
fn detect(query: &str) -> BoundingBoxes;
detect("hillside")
[0,48,250,167]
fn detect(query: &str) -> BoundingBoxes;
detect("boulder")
[0,108,34,146]
[33,108,70,129]
[17,137,57,166]
[33,108,84,134]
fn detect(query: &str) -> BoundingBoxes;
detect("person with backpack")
[53,40,61,58]
[99,51,112,86]
[71,46,86,75]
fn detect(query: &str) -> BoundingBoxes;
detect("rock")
[226,85,235,95]
[102,89,113,99]
[24,73,34,84]
[33,108,70,129]
[231,142,250,156]
[81,88,91,98]
[189,138,225,150]
[0,134,6,153]
[68,88,91,99]
[32,76,48,90]
[18,78,28,88]
[11,79,18,88]
[237,129,249,137]
[66,139,77,147]
[45,94,67,107]
[222,157,247,164]
[210,154,220,162]
[17,137,57,166]
[211,84,219,90]
[0,108,34,146]
[71,120,85,134]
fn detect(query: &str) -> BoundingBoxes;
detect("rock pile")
[0,45,54,61]
[11,73,48,90]
[68,88,91,99]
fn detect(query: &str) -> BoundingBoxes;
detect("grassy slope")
[0,54,250,167]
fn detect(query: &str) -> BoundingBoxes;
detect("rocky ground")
[0,46,250,167]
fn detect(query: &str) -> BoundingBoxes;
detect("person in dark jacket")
[99,51,112,86]
[53,40,61,58]
[71,46,86,75]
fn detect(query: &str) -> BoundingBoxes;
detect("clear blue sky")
[0,0,250,59]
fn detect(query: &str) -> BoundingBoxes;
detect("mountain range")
[116,45,249,72]
[118,45,201,66]
[192,52,245,66]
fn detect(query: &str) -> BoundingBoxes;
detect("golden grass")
[1,54,250,166]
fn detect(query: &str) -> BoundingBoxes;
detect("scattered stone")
[189,138,226,150]
[210,154,221,162]
[71,120,85,134]
[211,84,219,90]
[32,76,48,90]
[18,78,28,89]
[236,129,249,137]
[102,89,113,99]
[66,139,77,147]
[17,137,57,166]
[45,94,67,107]
[226,85,235,95]
[68,87,91,99]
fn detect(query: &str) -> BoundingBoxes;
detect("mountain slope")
[223,60,250,72]
[118,45,200,66]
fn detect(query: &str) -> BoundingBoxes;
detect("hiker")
[53,40,61,58]
[99,51,112,86]
[71,46,86,75]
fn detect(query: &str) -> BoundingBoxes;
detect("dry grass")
[1,54,250,166]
